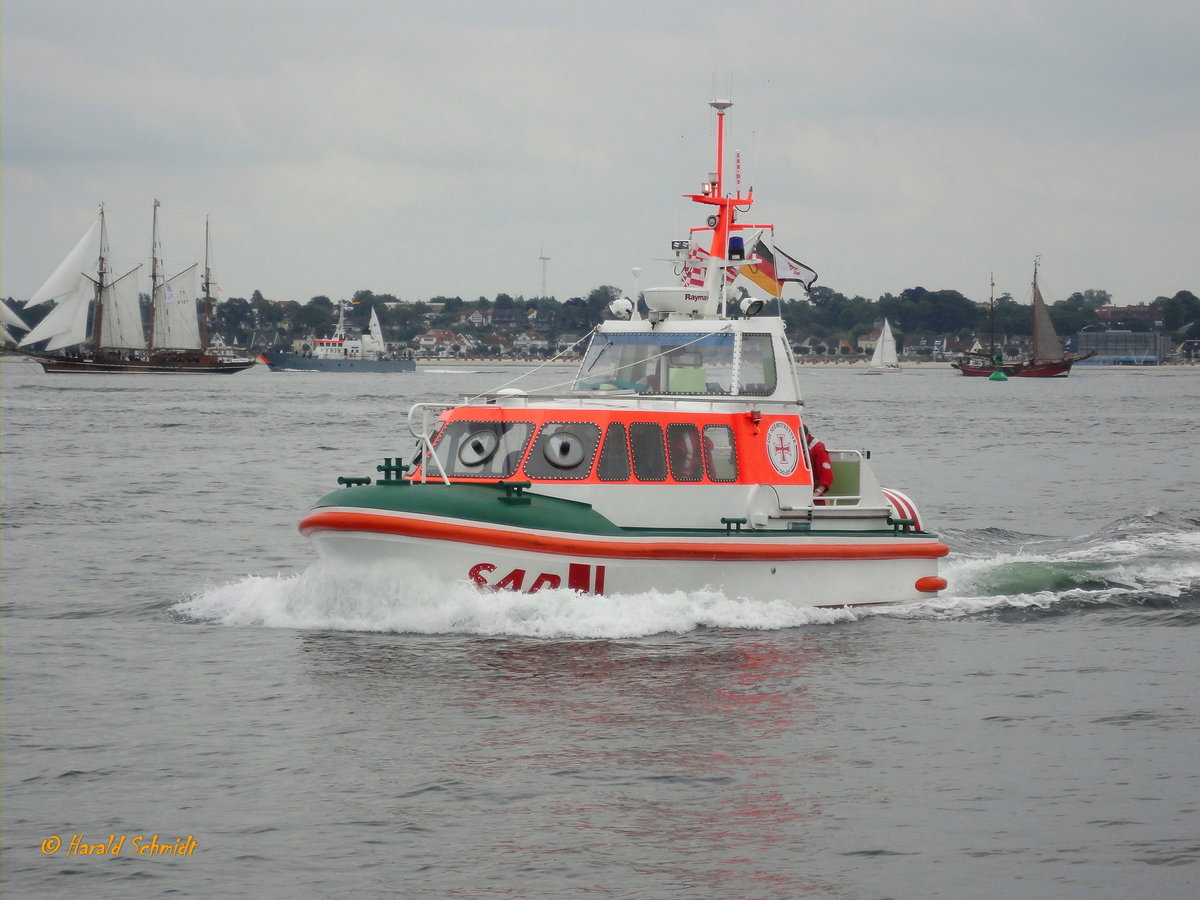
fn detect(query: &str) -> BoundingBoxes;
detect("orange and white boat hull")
[300,506,949,607]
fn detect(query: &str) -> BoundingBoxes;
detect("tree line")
[210,285,1200,350]
[9,283,1199,352]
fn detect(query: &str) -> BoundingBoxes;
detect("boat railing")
[406,402,451,485]
[470,391,805,410]
[824,449,864,506]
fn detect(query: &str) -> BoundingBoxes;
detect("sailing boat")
[952,259,1095,377]
[864,318,900,373]
[18,202,256,374]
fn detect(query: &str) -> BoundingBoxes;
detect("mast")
[201,215,213,349]
[146,199,161,352]
[1030,255,1042,364]
[334,299,347,340]
[684,99,755,317]
[988,273,996,363]
[91,205,109,352]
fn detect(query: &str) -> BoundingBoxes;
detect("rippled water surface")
[3,360,1198,898]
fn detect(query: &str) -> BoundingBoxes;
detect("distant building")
[1096,305,1163,327]
[457,310,491,327]
[527,307,559,328]
[479,332,513,355]
[416,328,470,356]
[209,333,250,360]
[491,308,520,330]
[1076,330,1170,365]
[792,336,828,355]
[556,333,584,355]
[513,330,549,355]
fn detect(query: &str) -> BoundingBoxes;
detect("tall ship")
[257,304,415,372]
[19,203,256,374]
[296,100,949,608]
[952,260,1095,377]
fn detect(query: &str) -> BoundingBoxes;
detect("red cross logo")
[772,434,793,463]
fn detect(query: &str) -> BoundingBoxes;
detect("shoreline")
[5,353,1196,372]
[411,357,1200,371]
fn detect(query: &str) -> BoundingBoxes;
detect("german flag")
[740,238,782,296]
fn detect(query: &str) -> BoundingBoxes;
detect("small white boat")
[299,101,948,607]
[864,318,901,373]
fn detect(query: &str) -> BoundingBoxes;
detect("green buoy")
[989,370,1008,382]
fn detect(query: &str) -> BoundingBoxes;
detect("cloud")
[4,0,1199,307]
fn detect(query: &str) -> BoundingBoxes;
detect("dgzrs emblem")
[765,421,799,477]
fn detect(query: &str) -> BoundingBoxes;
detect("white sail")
[2,301,28,331]
[21,216,104,348]
[869,318,899,370]
[27,218,101,307]
[2,300,30,343]
[22,266,145,351]
[103,267,149,349]
[152,264,202,349]
[362,307,387,356]
[20,274,93,349]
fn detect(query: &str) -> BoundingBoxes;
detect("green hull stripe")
[313,483,937,540]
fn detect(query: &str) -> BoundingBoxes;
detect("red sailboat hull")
[952,351,1094,378]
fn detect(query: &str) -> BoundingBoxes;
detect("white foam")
[175,522,1200,637]
[177,560,869,638]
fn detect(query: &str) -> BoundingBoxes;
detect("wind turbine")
[538,248,550,298]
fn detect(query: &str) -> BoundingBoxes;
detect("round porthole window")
[543,432,585,469]
[458,430,499,467]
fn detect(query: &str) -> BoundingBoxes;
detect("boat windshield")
[737,333,777,396]
[576,332,735,394]
[431,420,534,478]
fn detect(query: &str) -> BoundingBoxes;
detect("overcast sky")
[3,0,1198,309]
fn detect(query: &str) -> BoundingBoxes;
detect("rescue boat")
[299,100,949,607]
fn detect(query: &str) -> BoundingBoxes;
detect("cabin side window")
[666,423,704,482]
[434,420,533,478]
[596,423,631,481]
[524,422,602,480]
[703,425,738,482]
[628,423,667,481]
[738,333,777,395]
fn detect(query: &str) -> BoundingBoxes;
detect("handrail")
[406,403,450,485]
[821,449,865,506]
[466,391,806,408]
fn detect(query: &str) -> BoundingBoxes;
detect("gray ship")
[260,306,415,372]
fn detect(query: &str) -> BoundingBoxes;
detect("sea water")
[2,359,1198,898]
